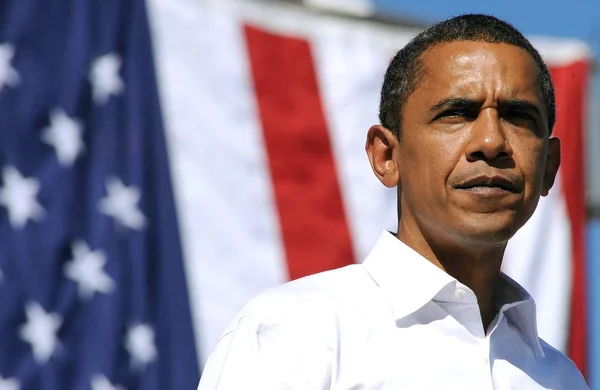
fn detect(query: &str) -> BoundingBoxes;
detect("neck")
[396,218,506,330]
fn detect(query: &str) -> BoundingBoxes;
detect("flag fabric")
[0,0,592,388]
[0,0,199,389]
[146,0,591,377]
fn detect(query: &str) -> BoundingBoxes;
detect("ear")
[365,125,400,188]
[541,137,561,197]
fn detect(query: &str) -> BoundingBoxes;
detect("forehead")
[415,41,542,102]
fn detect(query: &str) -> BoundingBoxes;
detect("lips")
[454,175,522,194]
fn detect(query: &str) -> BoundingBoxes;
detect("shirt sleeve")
[197,312,335,390]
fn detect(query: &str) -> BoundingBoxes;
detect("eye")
[435,109,477,121]
[504,110,538,127]
[512,111,535,121]
[442,110,463,117]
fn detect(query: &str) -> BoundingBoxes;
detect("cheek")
[514,142,548,204]
[400,133,462,193]
[426,132,466,179]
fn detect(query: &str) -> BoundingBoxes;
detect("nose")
[465,108,513,162]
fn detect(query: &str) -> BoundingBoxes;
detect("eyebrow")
[429,97,542,117]
[502,99,542,117]
[429,98,481,114]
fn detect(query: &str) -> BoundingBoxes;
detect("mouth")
[454,175,521,194]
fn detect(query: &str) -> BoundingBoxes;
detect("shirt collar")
[361,230,544,358]
[493,272,545,358]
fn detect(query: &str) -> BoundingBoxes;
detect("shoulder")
[199,265,376,389]
[220,263,379,336]
[538,339,589,388]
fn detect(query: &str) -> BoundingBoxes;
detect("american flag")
[0,0,593,388]
[0,0,199,388]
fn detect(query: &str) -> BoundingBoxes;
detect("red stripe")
[550,61,590,376]
[244,25,355,281]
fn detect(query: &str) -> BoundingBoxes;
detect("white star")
[125,324,157,370]
[19,302,62,364]
[0,167,45,229]
[0,44,20,93]
[98,177,146,231]
[89,53,124,104]
[0,376,19,390]
[64,241,115,299]
[41,109,84,167]
[90,375,124,390]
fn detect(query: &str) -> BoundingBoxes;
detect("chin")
[450,214,523,247]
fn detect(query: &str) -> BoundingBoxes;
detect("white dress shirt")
[198,230,588,389]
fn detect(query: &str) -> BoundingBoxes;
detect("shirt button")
[455,288,467,300]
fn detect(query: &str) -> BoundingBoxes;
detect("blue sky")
[374,0,600,52]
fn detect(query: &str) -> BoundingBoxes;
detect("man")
[198,14,588,389]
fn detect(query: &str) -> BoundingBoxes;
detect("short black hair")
[379,14,555,136]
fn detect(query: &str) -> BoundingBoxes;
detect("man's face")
[394,41,559,246]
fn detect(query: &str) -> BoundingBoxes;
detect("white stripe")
[311,28,397,261]
[529,36,593,66]
[147,0,288,367]
[303,0,375,17]
[503,173,572,352]
[209,0,591,66]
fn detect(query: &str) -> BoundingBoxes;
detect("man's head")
[379,14,555,138]
[366,14,561,248]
